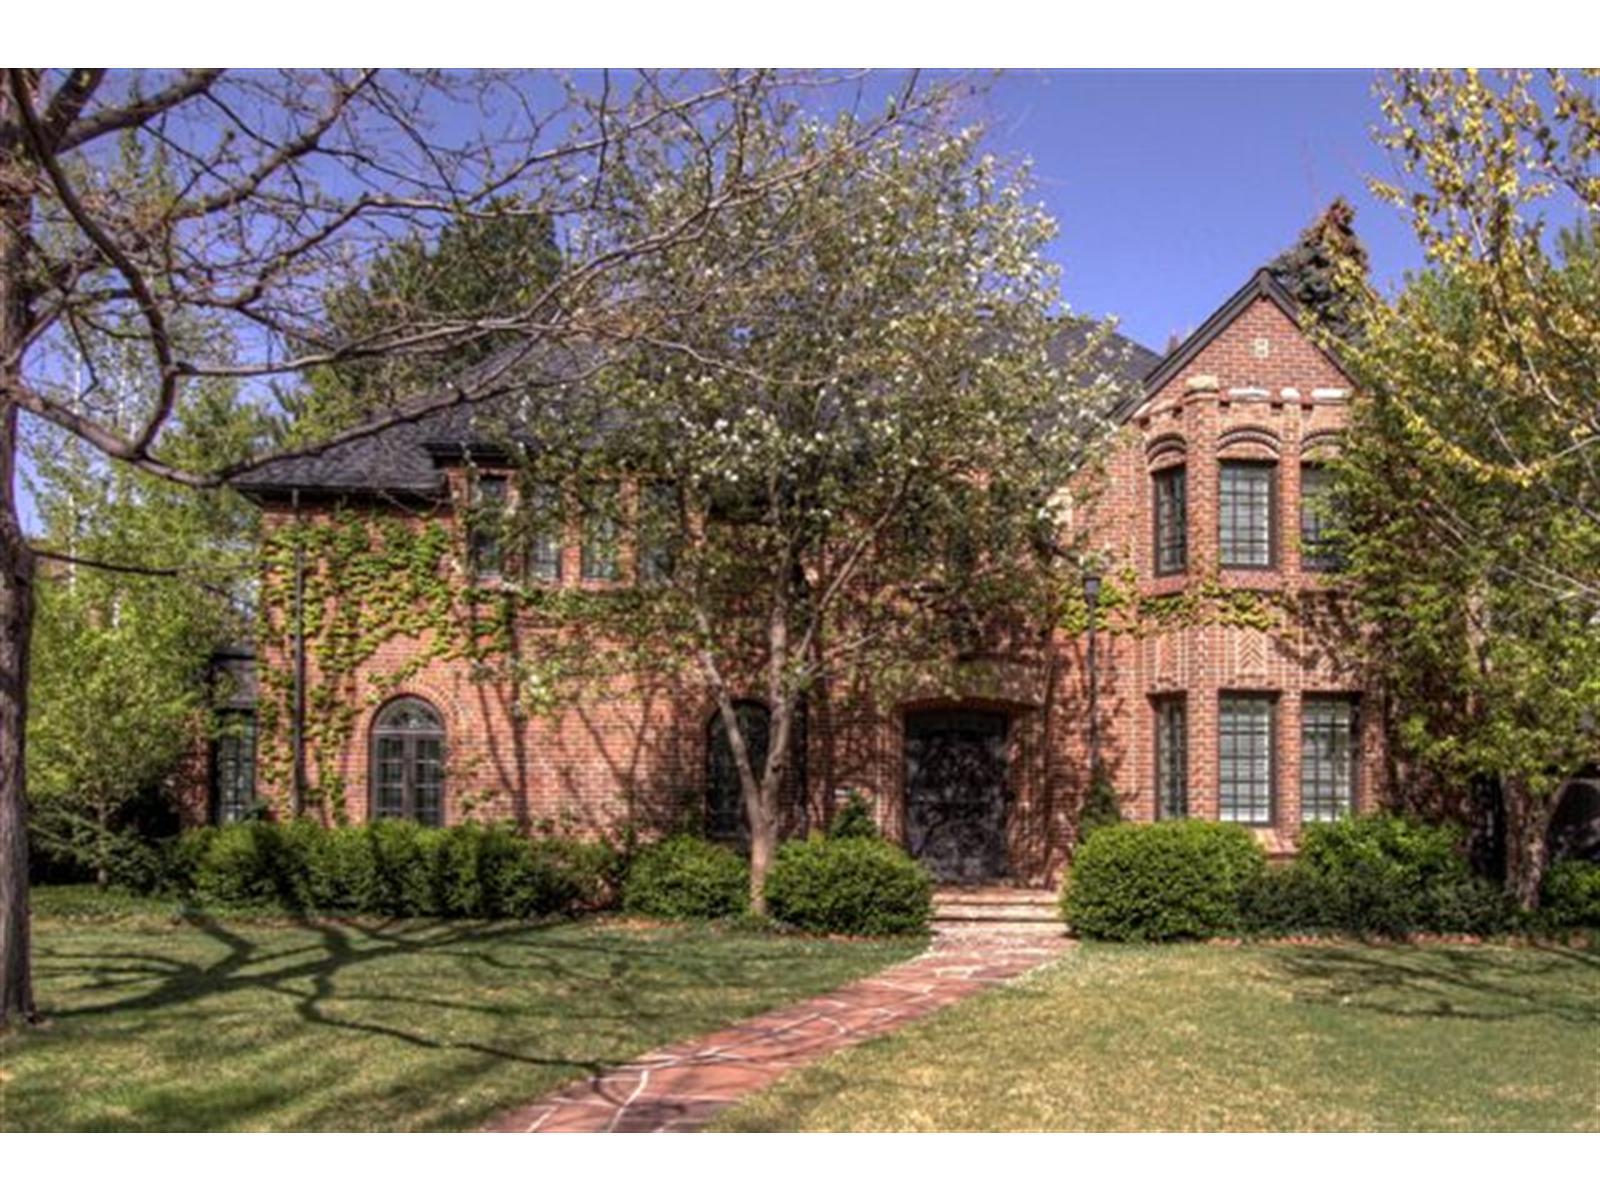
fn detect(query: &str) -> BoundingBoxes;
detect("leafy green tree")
[498,110,1130,908]
[1330,69,1600,906]
[26,374,264,886]
[286,204,562,444]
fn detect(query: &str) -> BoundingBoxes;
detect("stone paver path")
[482,928,1067,1133]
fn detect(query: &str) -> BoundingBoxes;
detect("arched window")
[371,697,445,826]
[707,701,769,841]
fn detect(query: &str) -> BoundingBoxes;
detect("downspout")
[291,487,307,817]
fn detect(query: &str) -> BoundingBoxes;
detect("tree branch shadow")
[1265,941,1600,1025]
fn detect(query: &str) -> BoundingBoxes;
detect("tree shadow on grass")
[30,916,894,1079]
[1265,941,1600,1025]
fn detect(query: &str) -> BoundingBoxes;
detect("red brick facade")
[224,272,1385,884]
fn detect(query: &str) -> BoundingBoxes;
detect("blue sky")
[963,69,1422,350]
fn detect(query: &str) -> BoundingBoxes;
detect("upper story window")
[468,475,508,582]
[525,482,564,584]
[1219,692,1275,825]
[638,481,680,585]
[581,482,621,582]
[1152,466,1187,576]
[1153,695,1187,819]
[1299,462,1343,571]
[1218,461,1276,568]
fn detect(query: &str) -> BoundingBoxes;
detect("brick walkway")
[482,927,1068,1133]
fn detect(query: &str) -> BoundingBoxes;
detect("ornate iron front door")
[904,710,1010,883]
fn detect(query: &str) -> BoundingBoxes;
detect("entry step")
[932,887,1061,926]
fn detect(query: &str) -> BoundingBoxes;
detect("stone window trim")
[1218,690,1278,827]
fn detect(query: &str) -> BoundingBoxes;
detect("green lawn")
[0,887,921,1132]
[711,940,1600,1132]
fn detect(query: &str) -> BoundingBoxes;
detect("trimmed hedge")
[1542,859,1600,928]
[182,818,612,918]
[621,835,750,920]
[764,836,933,935]
[1062,821,1266,941]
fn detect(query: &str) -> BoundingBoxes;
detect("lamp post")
[1083,571,1102,783]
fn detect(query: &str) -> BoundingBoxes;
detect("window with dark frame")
[212,714,257,824]
[371,698,445,827]
[1299,462,1343,571]
[1153,466,1187,575]
[1219,693,1275,824]
[468,475,508,581]
[1301,696,1358,822]
[1154,695,1187,819]
[638,481,679,585]
[581,483,621,582]
[1218,460,1275,568]
[525,481,564,584]
[707,702,769,841]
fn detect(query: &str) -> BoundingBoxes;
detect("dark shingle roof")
[234,325,1162,501]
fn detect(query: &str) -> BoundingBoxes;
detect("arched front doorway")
[903,709,1010,883]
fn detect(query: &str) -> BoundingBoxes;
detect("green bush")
[1237,815,1515,937]
[1062,821,1265,941]
[1075,766,1123,845]
[764,836,933,936]
[1297,814,1490,937]
[1237,863,1336,934]
[194,819,314,909]
[1542,859,1600,928]
[622,835,749,920]
[178,818,608,919]
[826,795,880,840]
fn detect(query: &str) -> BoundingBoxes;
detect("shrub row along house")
[192,246,1390,887]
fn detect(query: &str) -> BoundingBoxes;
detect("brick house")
[204,262,1384,886]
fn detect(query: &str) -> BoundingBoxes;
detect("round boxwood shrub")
[1542,859,1600,928]
[764,836,933,936]
[622,835,749,920]
[1298,814,1478,937]
[1062,820,1266,941]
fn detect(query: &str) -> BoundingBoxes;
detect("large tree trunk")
[1503,774,1550,911]
[1,124,40,1026]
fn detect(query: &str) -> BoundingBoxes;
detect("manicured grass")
[1,887,922,1131]
[711,940,1600,1132]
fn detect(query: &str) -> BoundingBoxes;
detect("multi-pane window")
[212,715,256,824]
[581,483,621,582]
[1301,696,1358,822]
[1154,696,1187,819]
[1219,461,1275,568]
[707,702,769,841]
[1153,466,1187,575]
[638,481,679,585]
[372,697,445,827]
[469,475,508,581]
[525,482,564,584]
[1299,463,1343,571]
[1219,693,1275,824]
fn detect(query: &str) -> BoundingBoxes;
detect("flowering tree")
[0,68,937,1025]
[494,111,1131,907]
